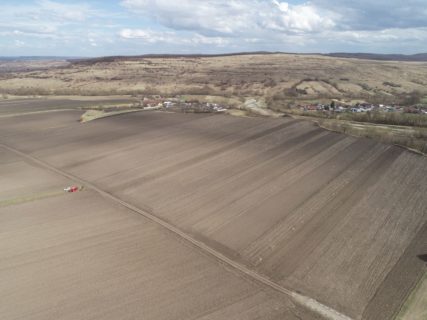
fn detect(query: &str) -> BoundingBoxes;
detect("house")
[143,99,163,108]
[404,106,420,114]
[303,104,318,111]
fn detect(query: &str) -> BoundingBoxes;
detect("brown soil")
[0,147,319,320]
[1,99,426,320]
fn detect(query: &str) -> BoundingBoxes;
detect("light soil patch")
[296,81,341,96]
[396,272,427,320]
[181,95,244,107]
[226,109,251,117]
[242,98,283,117]
[79,109,142,123]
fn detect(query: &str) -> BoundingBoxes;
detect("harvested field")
[0,99,426,320]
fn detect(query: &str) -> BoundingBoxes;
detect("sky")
[0,0,426,56]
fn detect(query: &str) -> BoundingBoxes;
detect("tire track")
[157,128,327,222]
[148,126,324,209]
[362,221,427,320]
[0,142,353,320]
[62,112,216,170]
[116,120,303,190]
[267,146,403,278]
[101,117,275,187]
[199,133,350,239]
[242,142,386,263]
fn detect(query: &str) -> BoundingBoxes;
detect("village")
[136,96,229,113]
[296,100,427,115]
[132,95,427,116]
[135,96,427,117]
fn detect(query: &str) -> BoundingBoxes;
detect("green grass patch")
[80,109,142,123]
[0,190,65,207]
[396,272,427,320]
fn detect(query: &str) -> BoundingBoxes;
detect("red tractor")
[64,186,81,193]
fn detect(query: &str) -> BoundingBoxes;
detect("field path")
[0,142,353,320]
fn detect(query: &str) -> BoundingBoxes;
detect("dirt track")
[0,100,426,320]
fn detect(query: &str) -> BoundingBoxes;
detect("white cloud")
[190,34,229,46]
[312,0,427,31]
[328,27,427,45]
[121,0,336,36]
[272,0,335,32]
[0,0,121,55]
[118,0,338,52]
[14,40,25,47]
[119,28,229,47]
[117,0,427,54]
[119,29,176,43]
[0,0,116,39]
[1,0,426,56]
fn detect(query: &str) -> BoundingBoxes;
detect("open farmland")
[0,130,320,320]
[0,99,426,320]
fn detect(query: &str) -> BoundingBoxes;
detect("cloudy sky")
[1,0,426,56]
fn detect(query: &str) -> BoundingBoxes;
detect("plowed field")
[1,99,426,320]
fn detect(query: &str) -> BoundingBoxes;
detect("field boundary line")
[0,142,354,320]
[0,109,75,118]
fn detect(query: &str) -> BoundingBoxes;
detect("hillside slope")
[326,53,427,62]
[0,54,426,106]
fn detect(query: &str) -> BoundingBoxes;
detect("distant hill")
[69,52,282,65]
[1,52,426,103]
[3,52,427,63]
[325,53,427,62]
[0,58,71,72]
[72,52,427,65]
[0,56,80,62]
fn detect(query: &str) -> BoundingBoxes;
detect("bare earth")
[0,141,318,320]
[0,99,426,320]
